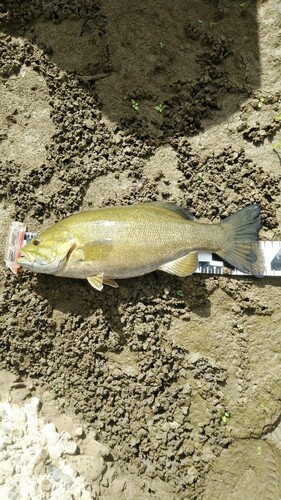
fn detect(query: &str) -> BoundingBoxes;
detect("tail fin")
[219,204,264,277]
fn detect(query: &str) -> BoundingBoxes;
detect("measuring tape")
[4,221,281,277]
[196,242,281,277]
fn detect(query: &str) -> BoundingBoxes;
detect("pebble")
[110,478,127,495]
[73,426,84,437]
[42,390,57,402]
[53,492,73,500]
[9,388,31,404]
[91,483,101,498]
[41,478,52,493]
[49,465,74,485]
[83,119,96,129]
[0,461,15,477]
[70,455,106,482]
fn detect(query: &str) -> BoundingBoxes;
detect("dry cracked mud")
[0,1,280,499]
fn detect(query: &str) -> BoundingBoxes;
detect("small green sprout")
[223,50,234,58]
[240,2,246,8]
[274,114,281,122]
[257,96,266,108]
[234,323,243,332]
[259,403,269,414]
[154,103,166,113]
[209,21,216,28]
[273,140,281,151]
[256,446,262,455]
[131,99,139,111]
[176,344,187,353]
[176,289,184,298]
[221,411,230,424]
[159,41,165,49]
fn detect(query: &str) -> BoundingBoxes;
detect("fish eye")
[32,239,40,246]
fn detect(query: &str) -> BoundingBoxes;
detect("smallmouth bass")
[17,202,264,290]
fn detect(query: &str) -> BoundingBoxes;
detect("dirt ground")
[0,1,281,498]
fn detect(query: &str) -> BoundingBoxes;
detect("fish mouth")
[17,251,34,270]
[17,251,66,274]
[17,251,32,266]
[17,256,28,265]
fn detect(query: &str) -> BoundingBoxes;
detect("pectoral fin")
[87,274,104,291]
[158,252,198,277]
[78,239,112,262]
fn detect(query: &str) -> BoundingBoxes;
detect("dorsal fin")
[144,202,194,221]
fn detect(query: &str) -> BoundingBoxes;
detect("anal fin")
[158,252,198,277]
[103,278,119,288]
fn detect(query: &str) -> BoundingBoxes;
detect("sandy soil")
[0,1,280,498]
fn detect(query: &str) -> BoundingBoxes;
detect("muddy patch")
[0,1,280,499]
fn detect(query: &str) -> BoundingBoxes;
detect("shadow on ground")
[2,0,260,140]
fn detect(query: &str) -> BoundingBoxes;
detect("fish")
[17,202,264,291]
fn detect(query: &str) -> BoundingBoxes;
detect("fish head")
[17,229,75,274]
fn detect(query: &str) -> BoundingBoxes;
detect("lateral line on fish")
[4,221,281,278]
